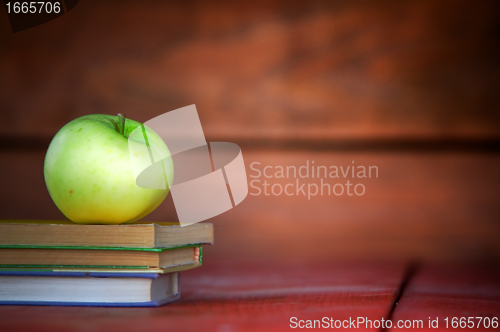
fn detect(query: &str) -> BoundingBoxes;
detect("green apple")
[44,114,173,224]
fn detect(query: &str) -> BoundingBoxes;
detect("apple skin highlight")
[44,114,174,225]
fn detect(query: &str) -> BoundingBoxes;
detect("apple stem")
[117,113,126,135]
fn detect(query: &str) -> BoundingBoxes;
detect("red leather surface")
[391,264,500,331]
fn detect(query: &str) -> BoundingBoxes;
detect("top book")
[0,221,213,249]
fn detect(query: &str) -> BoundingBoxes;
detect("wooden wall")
[0,0,499,262]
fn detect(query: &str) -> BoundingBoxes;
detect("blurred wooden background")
[0,0,499,263]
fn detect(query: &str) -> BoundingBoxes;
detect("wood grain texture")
[0,260,406,332]
[0,0,499,143]
[390,264,500,331]
[0,1,498,329]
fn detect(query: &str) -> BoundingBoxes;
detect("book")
[0,271,180,307]
[0,220,213,248]
[0,245,202,269]
[0,263,198,274]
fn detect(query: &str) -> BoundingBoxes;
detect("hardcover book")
[0,271,180,307]
[0,220,214,248]
[0,245,202,269]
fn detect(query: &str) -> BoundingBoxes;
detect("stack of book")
[0,220,213,307]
